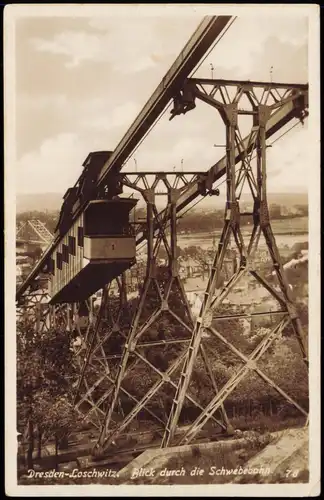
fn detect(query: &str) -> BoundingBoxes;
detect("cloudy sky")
[11,6,311,196]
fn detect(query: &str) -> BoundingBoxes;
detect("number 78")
[285,469,299,478]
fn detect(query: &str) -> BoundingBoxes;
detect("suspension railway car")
[48,198,137,304]
[43,150,137,305]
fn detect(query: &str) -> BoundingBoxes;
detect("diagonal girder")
[178,315,307,445]
[161,84,308,447]
[16,16,235,300]
[90,178,231,454]
[16,74,309,461]
[16,78,308,302]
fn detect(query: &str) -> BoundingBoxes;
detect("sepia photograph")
[4,4,320,497]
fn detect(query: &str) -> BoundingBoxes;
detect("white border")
[4,3,321,497]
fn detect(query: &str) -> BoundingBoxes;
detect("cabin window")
[69,235,76,256]
[78,226,84,247]
[49,258,55,275]
[62,244,69,263]
[57,252,63,270]
[84,201,133,236]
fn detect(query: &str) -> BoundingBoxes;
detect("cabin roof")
[82,151,113,168]
[63,186,78,200]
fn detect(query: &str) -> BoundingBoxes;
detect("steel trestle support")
[16,78,309,458]
[160,79,309,447]
[89,174,231,455]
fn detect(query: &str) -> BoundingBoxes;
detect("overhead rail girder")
[15,15,233,300]
[135,92,308,247]
[16,84,308,300]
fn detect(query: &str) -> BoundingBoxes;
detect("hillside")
[267,192,308,206]
[192,192,308,212]
[17,193,63,213]
[16,191,308,214]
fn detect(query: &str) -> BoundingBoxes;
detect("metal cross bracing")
[17,276,130,432]
[159,78,309,447]
[72,277,131,430]
[74,172,232,456]
[14,13,309,461]
[17,172,233,454]
[16,79,309,458]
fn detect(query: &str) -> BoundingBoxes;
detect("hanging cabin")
[47,197,137,304]
[46,150,136,304]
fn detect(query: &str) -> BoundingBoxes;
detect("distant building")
[179,257,201,277]
[279,205,306,217]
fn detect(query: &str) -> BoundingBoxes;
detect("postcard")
[4,3,321,497]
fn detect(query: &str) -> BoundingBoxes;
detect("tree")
[177,210,224,233]
[157,245,182,261]
[33,392,84,470]
[293,204,308,216]
[17,323,80,469]
[269,204,282,219]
